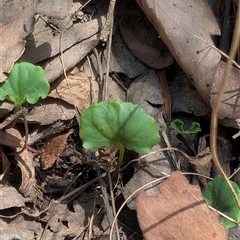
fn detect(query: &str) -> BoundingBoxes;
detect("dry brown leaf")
[136,0,240,120]
[49,67,98,113]
[22,17,105,63]
[157,69,171,123]
[0,102,14,118]
[119,25,173,69]
[0,145,10,175]
[0,186,26,210]
[6,128,35,197]
[0,130,23,148]
[44,27,104,83]
[127,69,164,117]
[136,171,227,240]
[42,203,85,239]
[0,215,42,239]
[41,129,74,170]
[26,98,76,125]
[188,147,212,187]
[0,0,72,82]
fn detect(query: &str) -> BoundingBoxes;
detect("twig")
[59,31,81,123]
[0,107,28,130]
[101,0,116,100]
[107,167,120,240]
[210,3,240,208]
[95,166,116,240]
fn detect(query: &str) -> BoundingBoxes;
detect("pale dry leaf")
[0,130,23,148]
[44,17,105,83]
[22,17,106,64]
[136,171,227,240]
[41,129,74,170]
[106,28,147,78]
[0,0,72,82]
[136,0,240,120]
[119,25,173,69]
[49,67,98,113]
[0,215,42,239]
[188,147,212,187]
[0,102,14,118]
[0,186,26,210]
[122,144,172,210]
[26,98,76,125]
[43,203,84,239]
[127,69,164,117]
[6,128,35,197]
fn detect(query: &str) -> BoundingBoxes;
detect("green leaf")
[171,119,201,134]
[0,62,50,109]
[202,176,240,229]
[79,101,160,154]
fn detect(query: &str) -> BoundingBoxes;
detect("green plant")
[171,119,201,134]
[171,118,240,228]
[0,62,50,150]
[203,176,240,229]
[79,100,160,175]
[0,62,50,111]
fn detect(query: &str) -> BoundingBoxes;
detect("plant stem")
[210,3,240,209]
[115,144,125,177]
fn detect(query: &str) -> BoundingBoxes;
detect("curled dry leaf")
[6,128,35,197]
[0,0,72,82]
[136,0,240,120]
[136,171,227,240]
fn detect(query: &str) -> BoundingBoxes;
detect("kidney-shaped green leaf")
[0,62,50,109]
[80,101,160,154]
[202,176,240,229]
[171,119,201,134]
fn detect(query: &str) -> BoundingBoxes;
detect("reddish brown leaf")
[136,171,227,240]
[157,69,171,123]
[41,129,74,170]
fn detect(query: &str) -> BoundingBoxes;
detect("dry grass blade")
[210,1,240,208]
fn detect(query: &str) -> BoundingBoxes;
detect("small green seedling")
[79,100,161,175]
[0,62,50,111]
[171,119,201,134]
[0,62,50,150]
[203,176,240,229]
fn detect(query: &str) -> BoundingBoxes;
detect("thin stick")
[95,166,117,240]
[102,0,116,100]
[210,2,240,208]
[107,167,120,240]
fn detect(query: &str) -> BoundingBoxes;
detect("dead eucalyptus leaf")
[119,25,173,69]
[49,67,98,113]
[41,129,74,170]
[136,171,227,240]
[136,0,240,120]
[0,186,26,210]
[0,0,72,82]
[22,17,105,64]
